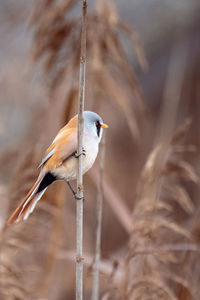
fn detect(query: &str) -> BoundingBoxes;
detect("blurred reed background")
[0,0,200,299]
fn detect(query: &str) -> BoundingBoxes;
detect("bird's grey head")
[83,111,108,141]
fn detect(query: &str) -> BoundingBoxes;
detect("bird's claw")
[74,194,85,201]
[75,149,86,158]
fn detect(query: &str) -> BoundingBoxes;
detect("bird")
[7,111,108,225]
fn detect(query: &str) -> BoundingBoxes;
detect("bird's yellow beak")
[101,123,109,128]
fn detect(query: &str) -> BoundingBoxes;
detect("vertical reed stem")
[92,133,106,300]
[76,1,87,300]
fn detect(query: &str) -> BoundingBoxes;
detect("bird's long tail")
[7,171,56,225]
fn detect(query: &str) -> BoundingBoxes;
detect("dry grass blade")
[131,218,192,240]
[165,159,199,183]
[165,184,195,214]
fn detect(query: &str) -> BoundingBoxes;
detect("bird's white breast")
[53,133,99,181]
[82,135,99,174]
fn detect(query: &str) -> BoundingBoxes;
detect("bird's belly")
[53,142,98,181]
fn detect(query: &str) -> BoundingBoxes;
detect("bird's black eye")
[95,120,101,137]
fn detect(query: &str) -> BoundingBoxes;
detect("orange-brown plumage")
[44,128,77,171]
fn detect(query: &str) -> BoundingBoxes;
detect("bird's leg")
[66,181,76,196]
[67,148,85,200]
[66,181,85,201]
[74,148,86,158]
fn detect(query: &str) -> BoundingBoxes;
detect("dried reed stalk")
[76,1,87,299]
[92,133,106,300]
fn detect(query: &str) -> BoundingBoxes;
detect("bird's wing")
[38,148,55,168]
[43,128,77,171]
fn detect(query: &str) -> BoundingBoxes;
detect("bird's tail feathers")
[7,172,46,225]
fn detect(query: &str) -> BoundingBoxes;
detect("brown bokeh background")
[0,0,200,299]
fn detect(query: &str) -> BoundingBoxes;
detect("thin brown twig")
[92,132,106,300]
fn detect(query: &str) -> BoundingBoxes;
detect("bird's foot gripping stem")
[66,181,85,201]
[74,194,85,201]
[74,148,86,158]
